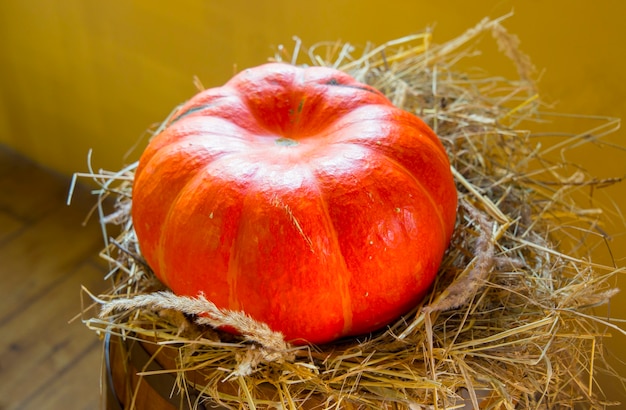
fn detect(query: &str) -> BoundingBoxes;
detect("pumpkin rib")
[184,159,352,343]
[306,168,355,337]
[384,109,446,150]
[309,146,442,336]
[168,88,266,136]
[340,118,452,180]
[305,134,454,242]
[317,109,454,211]
[224,189,250,312]
[377,152,449,248]
[314,104,445,155]
[310,170,376,337]
[340,122,457,238]
[155,152,252,287]
[132,134,229,280]
[135,116,254,177]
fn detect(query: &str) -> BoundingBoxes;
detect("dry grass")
[73,14,625,409]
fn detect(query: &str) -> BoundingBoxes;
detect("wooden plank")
[16,339,104,410]
[0,210,24,244]
[0,260,107,409]
[0,184,104,325]
[0,148,112,409]
[0,146,70,222]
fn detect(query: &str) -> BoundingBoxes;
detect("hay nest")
[75,14,625,409]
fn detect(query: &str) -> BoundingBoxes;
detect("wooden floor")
[0,145,109,409]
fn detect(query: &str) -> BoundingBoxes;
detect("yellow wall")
[1,0,625,402]
[2,1,624,175]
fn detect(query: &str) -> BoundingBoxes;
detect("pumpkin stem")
[275,137,299,147]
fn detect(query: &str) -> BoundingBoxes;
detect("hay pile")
[75,15,625,409]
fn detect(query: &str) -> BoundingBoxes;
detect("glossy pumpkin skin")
[132,63,457,344]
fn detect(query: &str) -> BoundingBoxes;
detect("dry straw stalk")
[73,13,625,409]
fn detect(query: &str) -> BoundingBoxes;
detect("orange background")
[1,0,624,403]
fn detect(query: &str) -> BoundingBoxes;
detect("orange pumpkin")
[131,63,457,344]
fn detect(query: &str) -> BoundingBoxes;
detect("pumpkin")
[131,63,457,344]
